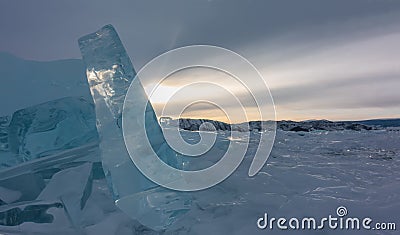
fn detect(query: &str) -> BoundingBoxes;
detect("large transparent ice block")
[0,97,98,169]
[78,24,190,230]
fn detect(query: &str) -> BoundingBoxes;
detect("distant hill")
[350,119,400,127]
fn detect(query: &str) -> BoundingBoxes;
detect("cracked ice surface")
[82,129,400,235]
[0,129,398,234]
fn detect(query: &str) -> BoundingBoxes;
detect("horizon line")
[161,116,400,125]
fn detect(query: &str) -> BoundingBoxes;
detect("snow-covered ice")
[0,128,398,234]
[166,129,400,234]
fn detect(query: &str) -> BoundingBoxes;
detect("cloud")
[1,0,400,63]
[148,22,400,121]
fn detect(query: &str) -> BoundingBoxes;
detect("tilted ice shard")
[0,143,101,233]
[0,172,45,204]
[78,24,190,230]
[38,163,93,226]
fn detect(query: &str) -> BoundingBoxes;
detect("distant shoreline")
[160,118,400,132]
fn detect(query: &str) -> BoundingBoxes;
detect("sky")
[1,0,400,122]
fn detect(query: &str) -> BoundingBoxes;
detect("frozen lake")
[1,129,398,234]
